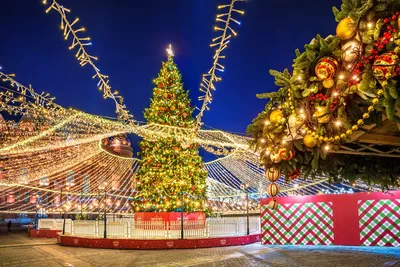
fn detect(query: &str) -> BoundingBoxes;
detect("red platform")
[58,234,261,249]
[30,229,61,238]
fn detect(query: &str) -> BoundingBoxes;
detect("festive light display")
[195,0,246,128]
[43,0,133,122]
[247,0,400,195]
[132,49,208,212]
[1,0,397,218]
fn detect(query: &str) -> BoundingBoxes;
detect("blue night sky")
[0,0,340,135]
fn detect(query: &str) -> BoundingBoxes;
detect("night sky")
[0,0,341,135]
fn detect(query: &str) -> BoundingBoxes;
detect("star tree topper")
[166,44,174,57]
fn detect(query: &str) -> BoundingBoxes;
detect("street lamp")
[99,182,108,239]
[61,186,69,235]
[240,183,250,235]
[180,192,184,240]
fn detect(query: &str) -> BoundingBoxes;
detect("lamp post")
[180,192,184,240]
[35,204,40,230]
[101,182,108,239]
[60,186,69,235]
[240,183,250,235]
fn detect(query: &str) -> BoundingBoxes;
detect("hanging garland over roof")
[247,0,400,190]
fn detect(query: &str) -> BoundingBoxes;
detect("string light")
[195,0,246,129]
[43,0,133,122]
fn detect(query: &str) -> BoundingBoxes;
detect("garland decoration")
[247,0,400,195]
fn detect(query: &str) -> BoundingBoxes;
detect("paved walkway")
[0,233,399,266]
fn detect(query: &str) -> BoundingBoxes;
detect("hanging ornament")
[270,153,282,164]
[315,57,339,80]
[336,17,357,40]
[322,78,335,89]
[303,134,318,148]
[278,148,294,161]
[268,199,279,210]
[313,105,331,124]
[372,52,398,85]
[267,183,280,197]
[269,109,284,124]
[288,169,301,180]
[266,167,281,182]
[341,39,363,64]
[158,83,164,89]
[288,114,302,133]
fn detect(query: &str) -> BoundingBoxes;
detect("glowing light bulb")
[265,120,270,125]
[339,75,344,80]
[324,144,330,151]
[335,121,341,127]
[367,22,373,28]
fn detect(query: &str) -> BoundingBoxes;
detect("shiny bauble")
[288,114,302,132]
[303,134,318,148]
[266,167,281,182]
[336,17,357,40]
[278,148,294,161]
[341,39,363,64]
[267,183,280,197]
[313,106,331,124]
[322,78,335,89]
[315,57,339,80]
[270,153,282,164]
[268,199,279,210]
[373,52,398,85]
[269,109,284,124]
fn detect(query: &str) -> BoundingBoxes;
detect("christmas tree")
[133,46,208,212]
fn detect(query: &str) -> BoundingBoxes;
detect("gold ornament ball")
[315,57,339,80]
[303,134,318,148]
[340,133,346,139]
[367,106,374,112]
[357,119,364,125]
[267,183,280,197]
[269,110,284,124]
[266,167,281,182]
[288,114,301,131]
[334,136,341,141]
[270,153,282,164]
[346,129,353,135]
[363,113,370,119]
[268,199,279,210]
[336,17,356,40]
[323,78,335,89]
[377,89,384,96]
[372,98,379,105]
[352,125,358,131]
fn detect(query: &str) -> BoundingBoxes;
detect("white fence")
[38,217,260,239]
[38,218,72,230]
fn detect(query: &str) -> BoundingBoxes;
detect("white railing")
[38,217,260,239]
[38,218,72,230]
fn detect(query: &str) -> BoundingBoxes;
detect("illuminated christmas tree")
[133,46,208,212]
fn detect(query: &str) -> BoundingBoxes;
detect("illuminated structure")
[1,0,397,220]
